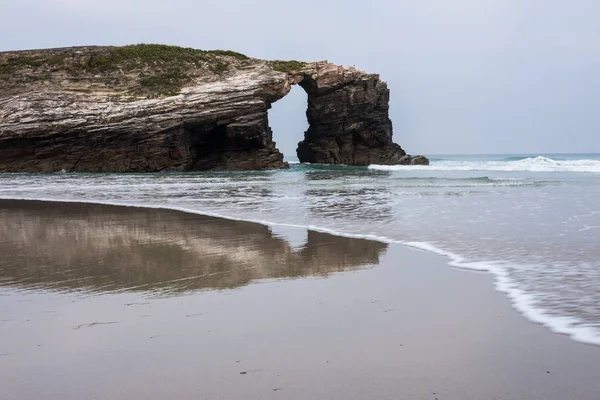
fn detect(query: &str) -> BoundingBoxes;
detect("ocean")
[1,153,599,346]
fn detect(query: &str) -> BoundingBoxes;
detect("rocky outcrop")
[295,63,407,165]
[0,45,428,172]
[399,155,431,165]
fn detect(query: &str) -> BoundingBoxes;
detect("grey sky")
[2,0,599,156]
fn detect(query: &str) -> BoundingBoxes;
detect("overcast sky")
[2,0,599,156]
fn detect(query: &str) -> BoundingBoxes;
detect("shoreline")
[1,199,600,399]
[1,196,598,347]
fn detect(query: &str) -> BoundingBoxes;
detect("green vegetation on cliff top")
[269,60,307,73]
[86,44,249,72]
[0,44,307,97]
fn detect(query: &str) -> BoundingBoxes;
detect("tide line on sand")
[1,195,599,347]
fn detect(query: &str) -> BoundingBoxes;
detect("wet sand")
[0,199,599,400]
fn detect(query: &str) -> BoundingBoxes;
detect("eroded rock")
[410,155,430,165]
[0,45,428,172]
[296,62,411,166]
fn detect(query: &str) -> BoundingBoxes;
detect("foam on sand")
[403,241,600,346]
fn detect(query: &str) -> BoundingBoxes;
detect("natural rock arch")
[0,45,427,172]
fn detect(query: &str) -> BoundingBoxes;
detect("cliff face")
[0,45,428,172]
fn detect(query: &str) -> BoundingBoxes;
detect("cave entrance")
[268,83,309,162]
[187,123,229,170]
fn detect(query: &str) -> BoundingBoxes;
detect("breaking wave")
[369,156,600,173]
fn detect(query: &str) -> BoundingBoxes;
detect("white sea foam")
[1,194,599,347]
[403,241,600,346]
[369,156,600,173]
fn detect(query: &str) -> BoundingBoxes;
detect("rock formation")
[296,63,407,165]
[0,44,428,172]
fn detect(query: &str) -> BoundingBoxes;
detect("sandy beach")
[1,199,599,400]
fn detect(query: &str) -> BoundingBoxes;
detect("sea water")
[1,154,599,345]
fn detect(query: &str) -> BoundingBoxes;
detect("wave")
[385,176,521,182]
[1,195,599,347]
[403,242,600,347]
[369,156,600,173]
[386,176,542,188]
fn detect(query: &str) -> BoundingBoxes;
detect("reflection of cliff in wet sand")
[0,200,387,294]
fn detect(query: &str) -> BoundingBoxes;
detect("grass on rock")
[1,44,308,97]
[270,60,307,73]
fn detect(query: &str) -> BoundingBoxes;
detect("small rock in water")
[410,155,430,165]
[398,155,412,165]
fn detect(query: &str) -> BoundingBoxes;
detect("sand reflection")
[0,200,387,294]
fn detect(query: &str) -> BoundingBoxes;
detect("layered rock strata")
[0,45,428,172]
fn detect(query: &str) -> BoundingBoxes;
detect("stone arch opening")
[267,81,310,162]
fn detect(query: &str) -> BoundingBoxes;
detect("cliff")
[0,44,428,172]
